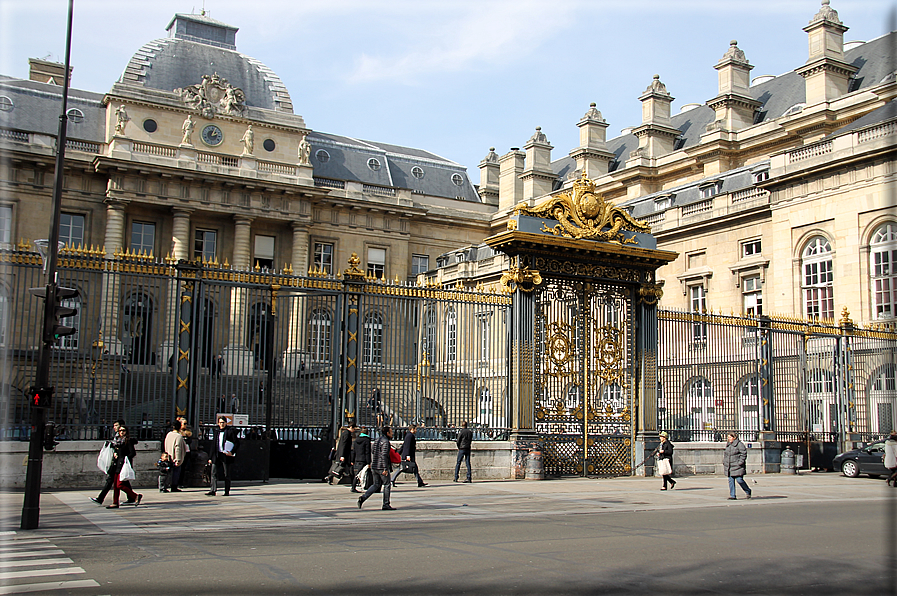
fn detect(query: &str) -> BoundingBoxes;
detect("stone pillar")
[282,223,310,376]
[100,199,127,356]
[796,0,857,105]
[635,282,663,477]
[521,127,554,201]
[569,104,614,178]
[508,261,541,479]
[160,208,192,370]
[498,148,525,212]
[223,215,255,376]
[478,148,500,206]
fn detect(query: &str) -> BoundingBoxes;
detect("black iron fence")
[0,245,511,442]
[658,309,897,447]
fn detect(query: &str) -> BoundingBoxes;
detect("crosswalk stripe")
[0,567,85,581]
[0,550,65,558]
[0,580,100,594]
[2,558,73,569]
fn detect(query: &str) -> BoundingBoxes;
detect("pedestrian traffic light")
[29,285,79,343]
[43,423,59,451]
[30,386,53,409]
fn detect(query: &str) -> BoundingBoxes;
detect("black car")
[833,441,889,478]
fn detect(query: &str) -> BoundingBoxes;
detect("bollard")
[781,448,795,474]
[525,448,544,480]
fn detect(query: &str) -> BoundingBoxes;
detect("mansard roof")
[0,76,105,143]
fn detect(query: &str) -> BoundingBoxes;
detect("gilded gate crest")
[513,172,651,242]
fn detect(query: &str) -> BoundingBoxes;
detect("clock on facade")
[201,124,223,146]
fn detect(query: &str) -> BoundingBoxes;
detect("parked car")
[833,441,889,478]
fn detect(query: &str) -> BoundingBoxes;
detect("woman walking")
[105,425,142,508]
[884,430,897,487]
[723,432,752,500]
[656,431,676,490]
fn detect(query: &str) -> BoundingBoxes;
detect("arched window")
[602,383,625,412]
[871,223,897,319]
[308,308,331,362]
[870,365,897,434]
[423,305,437,360]
[362,311,383,365]
[445,306,457,362]
[686,377,714,437]
[802,236,834,320]
[738,376,760,438]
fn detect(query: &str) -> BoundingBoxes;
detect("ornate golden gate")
[535,278,634,476]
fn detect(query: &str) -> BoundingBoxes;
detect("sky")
[0,0,894,183]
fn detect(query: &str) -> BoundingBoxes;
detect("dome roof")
[117,13,293,113]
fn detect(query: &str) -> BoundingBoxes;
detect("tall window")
[59,213,85,247]
[690,284,707,342]
[0,205,11,245]
[411,254,430,276]
[871,223,897,320]
[367,247,386,279]
[870,365,896,434]
[254,235,275,270]
[362,311,383,365]
[743,275,762,317]
[308,308,332,362]
[313,242,334,274]
[739,377,760,437]
[687,377,714,435]
[130,221,155,255]
[478,313,490,363]
[194,229,217,262]
[445,306,457,362]
[59,291,81,350]
[424,305,437,360]
[0,286,8,347]
[802,236,834,320]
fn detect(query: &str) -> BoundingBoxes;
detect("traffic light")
[43,423,59,451]
[30,386,53,409]
[29,285,80,343]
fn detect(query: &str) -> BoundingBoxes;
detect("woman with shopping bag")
[95,425,142,509]
[90,419,124,505]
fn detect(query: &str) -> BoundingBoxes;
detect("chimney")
[28,58,72,86]
[498,148,525,211]
[628,75,681,163]
[521,127,554,201]
[795,1,857,105]
[705,41,762,132]
[478,147,500,206]
[570,103,614,177]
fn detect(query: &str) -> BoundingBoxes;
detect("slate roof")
[0,76,105,143]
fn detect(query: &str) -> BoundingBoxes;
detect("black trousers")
[211,456,233,494]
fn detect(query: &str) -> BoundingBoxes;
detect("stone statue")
[181,114,195,145]
[241,124,254,155]
[114,104,129,136]
[298,135,311,165]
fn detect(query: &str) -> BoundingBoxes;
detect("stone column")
[160,208,192,370]
[282,223,310,376]
[223,215,255,376]
[100,199,127,356]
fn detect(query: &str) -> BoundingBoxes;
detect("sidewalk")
[1,472,892,538]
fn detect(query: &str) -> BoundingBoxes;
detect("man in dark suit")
[454,420,473,483]
[391,424,427,487]
[207,416,240,496]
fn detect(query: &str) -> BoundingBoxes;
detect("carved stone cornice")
[795,57,858,80]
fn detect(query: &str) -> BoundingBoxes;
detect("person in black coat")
[390,424,427,487]
[326,424,355,484]
[206,416,240,496]
[655,431,676,490]
[350,427,372,493]
[91,419,126,505]
[104,425,141,509]
[454,420,473,483]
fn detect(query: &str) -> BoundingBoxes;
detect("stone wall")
[662,442,765,476]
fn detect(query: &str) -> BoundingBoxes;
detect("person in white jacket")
[884,430,897,487]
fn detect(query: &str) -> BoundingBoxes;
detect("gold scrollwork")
[638,283,664,306]
[499,266,543,293]
[343,252,366,280]
[513,172,650,241]
[507,218,518,231]
[594,324,624,386]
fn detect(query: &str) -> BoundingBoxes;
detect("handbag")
[119,458,136,481]
[389,447,401,464]
[356,464,372,490]
[400,460,418,474]
[329,460,347,477]
[97,442,114,473]
[657,458,672,476]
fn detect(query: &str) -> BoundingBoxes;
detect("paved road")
[1,474,895,595]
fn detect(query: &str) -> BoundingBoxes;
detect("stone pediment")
[175,72,246,119]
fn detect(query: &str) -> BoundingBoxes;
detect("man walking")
[164,420,186,492]
[207,416,240,496]
[351,426,372,493]
[391,424,427,487]
[723,432,752,500]
[454,421,473,483]
[358,426,396,510]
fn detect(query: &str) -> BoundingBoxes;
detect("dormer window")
[752,170,769,184]
[653,194,673,210]
[783,103,806,117]
[699,180,722,199]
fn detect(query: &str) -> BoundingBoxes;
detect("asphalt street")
[1,473,895,595]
